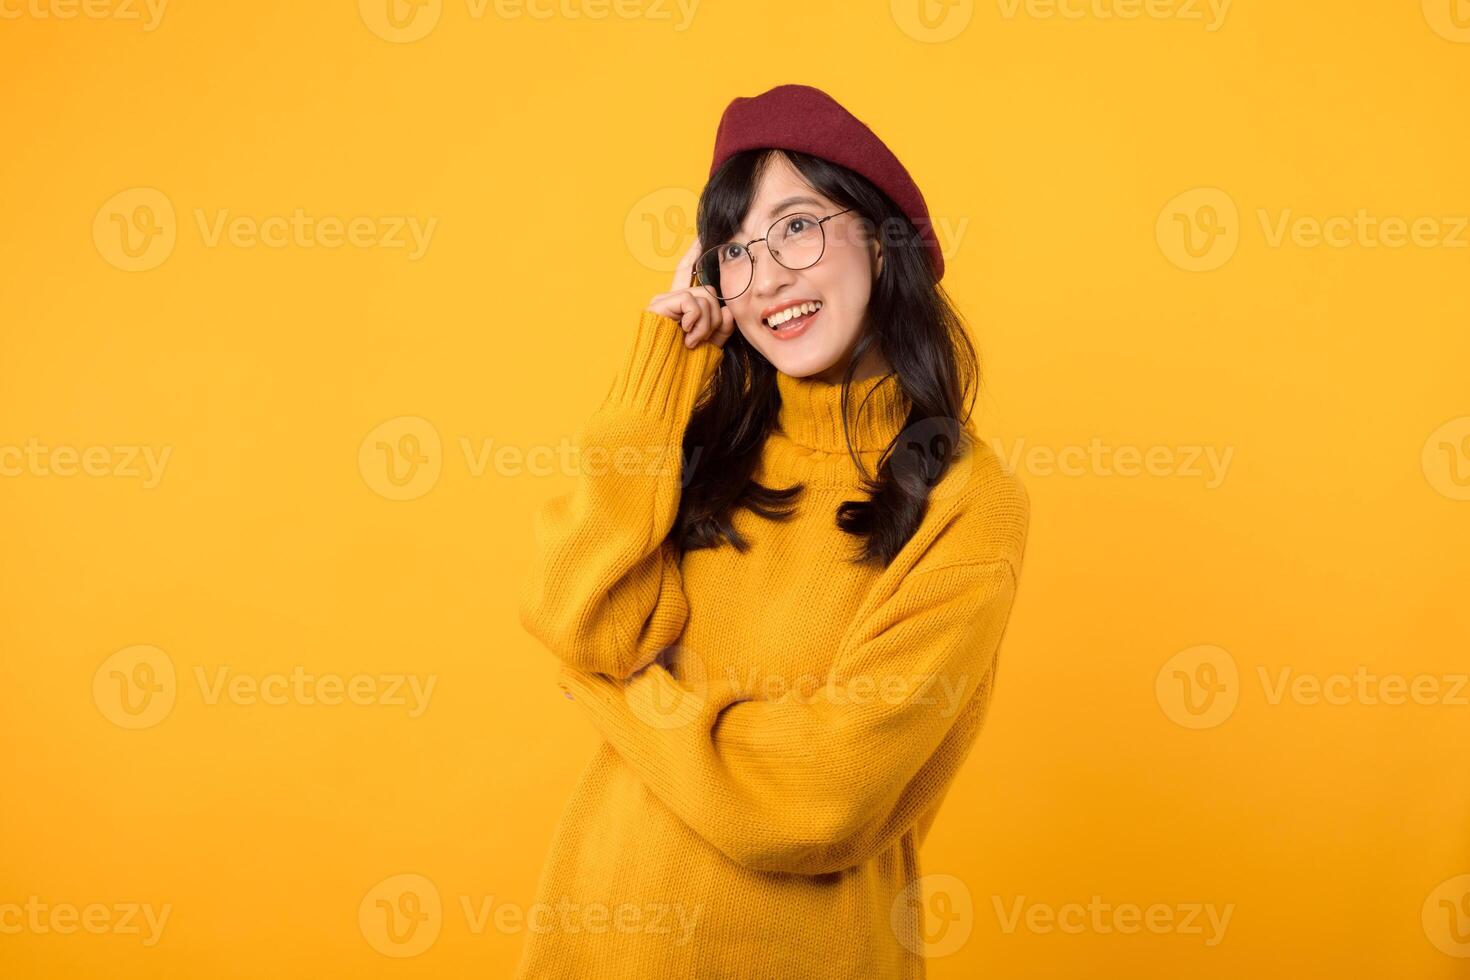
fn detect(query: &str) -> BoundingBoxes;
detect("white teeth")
[766,301,822,328]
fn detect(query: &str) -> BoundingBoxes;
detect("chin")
[765,347,844,380]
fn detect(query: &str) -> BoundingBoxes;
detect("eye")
[721,243,746,261]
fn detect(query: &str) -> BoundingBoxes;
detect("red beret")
[708,84,944,282]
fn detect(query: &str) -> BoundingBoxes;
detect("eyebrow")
[766,195,825,219]
[734,195,828,241]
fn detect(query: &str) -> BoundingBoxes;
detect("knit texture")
[516,309,1029,979]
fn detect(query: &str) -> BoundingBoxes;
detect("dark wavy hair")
[674,148,981,567]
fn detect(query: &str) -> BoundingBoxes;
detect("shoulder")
[905,428,1031,579]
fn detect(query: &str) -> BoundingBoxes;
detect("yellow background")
[2,0,1468,976]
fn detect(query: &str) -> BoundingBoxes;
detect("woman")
[516,84,1029,979]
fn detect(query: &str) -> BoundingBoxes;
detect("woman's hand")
[645,240,736,350]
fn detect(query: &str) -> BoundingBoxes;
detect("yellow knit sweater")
[516,309,1029,979]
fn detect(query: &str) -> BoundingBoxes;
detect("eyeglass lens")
[693,212,829,301]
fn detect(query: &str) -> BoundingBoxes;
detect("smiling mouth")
[764,300,823,331]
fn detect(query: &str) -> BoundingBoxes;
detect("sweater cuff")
[602,310,725,424]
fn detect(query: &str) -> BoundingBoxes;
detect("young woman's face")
[721,154,884,382]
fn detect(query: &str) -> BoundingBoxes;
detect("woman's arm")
[517,307,724,679]
[556,485,1028,875]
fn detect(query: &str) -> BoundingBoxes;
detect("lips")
[762,299,823,329]
[764,305,821,341]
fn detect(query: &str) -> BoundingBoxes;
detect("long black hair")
[674,147,981,567]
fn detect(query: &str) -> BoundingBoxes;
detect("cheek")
[813,262,872,327]
[731,300,762,338]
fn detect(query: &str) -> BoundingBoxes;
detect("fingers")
[712,303,736,349]
[645,286,731,350]
[679,291,719,348]
[670,239,703,293]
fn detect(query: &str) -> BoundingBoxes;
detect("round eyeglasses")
[690,208,854,301]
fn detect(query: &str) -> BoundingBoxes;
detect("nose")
[748,240,795,299]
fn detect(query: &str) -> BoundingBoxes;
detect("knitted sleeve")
[517,309,724,680]
[556,535,1023,876]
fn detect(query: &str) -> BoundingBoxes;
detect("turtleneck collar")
[774,369,910,453]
